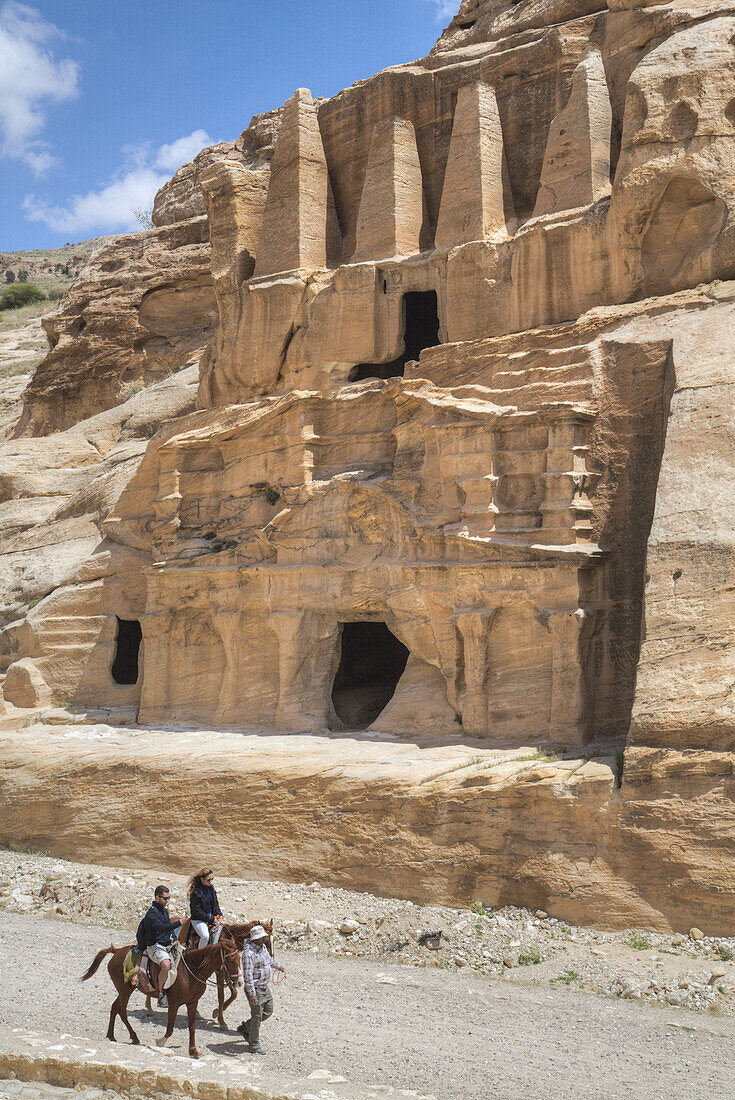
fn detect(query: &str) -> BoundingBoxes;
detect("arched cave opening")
[349,290,440,382]
[330,621,410,730]
[111,617,142,685]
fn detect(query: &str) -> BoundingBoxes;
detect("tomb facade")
[3,0,735,928]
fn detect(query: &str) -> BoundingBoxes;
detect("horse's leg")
[222,985,237,1022]
[117,986,140,1045]
[155,995,179,1048]
[187,999,200,1058]
[107,996,120,1042]
[145,994,153,1015]
[213,972,224,1027]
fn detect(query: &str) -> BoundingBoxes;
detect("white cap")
[249,925,268,940]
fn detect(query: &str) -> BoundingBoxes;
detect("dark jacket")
[189,882,222,924]
[138,901,182,949]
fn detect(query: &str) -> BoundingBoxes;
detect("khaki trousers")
[248,986,274,1046]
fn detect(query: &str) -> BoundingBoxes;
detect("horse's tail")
[80,944,116,981]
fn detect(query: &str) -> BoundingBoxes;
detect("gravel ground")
[2,911,735,1100]
[1,850,733,1015]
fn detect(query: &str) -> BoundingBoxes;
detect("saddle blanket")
[123,945,180,990]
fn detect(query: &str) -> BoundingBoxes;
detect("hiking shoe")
[248,1044,265,1055]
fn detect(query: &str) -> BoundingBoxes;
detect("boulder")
[3,658,52,708]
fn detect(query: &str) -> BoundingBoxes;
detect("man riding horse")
[137,885,183,1001]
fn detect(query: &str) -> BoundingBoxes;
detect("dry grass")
[0,299,59,334]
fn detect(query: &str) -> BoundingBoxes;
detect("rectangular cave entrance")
[111,617,142,685]
[349,290,440,382]
[330,621,410,730]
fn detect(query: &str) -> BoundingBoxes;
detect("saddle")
[123,943,180,994]
[185,918,222,950]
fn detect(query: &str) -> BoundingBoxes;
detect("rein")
[179,942,240,990]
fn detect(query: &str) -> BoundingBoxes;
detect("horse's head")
[224,919,274,955]
[218,930,243,990]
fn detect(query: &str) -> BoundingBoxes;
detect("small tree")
[133,206,154,229]
[5,269,14,283]
[17,269,29,283]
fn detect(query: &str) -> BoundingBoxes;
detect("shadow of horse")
[204,1039,249,1056]
[128,1005,226,1034]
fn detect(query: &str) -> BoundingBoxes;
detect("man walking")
[237,925,285,1055]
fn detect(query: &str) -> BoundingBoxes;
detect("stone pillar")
[212,611,242,723]
[533,47,612,218]
[152,451,182,539]
[455,609,497,736]
[436,82,514,249]
[455,429,500,536]
[353,117,424,262]
[255,88,329,276]
[548,609,587,749]
[199,160,270,386]
[271,611,335,731]
[539,409,595,544]
[138,612,174,722]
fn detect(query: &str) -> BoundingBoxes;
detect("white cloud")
[156,129,211,173]
[23,129,212,236]
[428,0,458,20]
[23,168,168,235]
[0,1,79,173]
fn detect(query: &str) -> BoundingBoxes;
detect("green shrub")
[626,932,651,951]
[717,945,734,962]
[5,269,14,283]
[518,952,543,966]
[17,269,28,282]
[0,283,45,309]
[554,969,581,985]
[47,287,64,301]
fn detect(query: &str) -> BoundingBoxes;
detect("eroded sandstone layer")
[2,0,735,931]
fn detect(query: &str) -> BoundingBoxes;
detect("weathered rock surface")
[2,1,735,932]
[15,220,214,435]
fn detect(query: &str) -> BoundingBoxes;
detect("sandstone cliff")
[2,0,735,933]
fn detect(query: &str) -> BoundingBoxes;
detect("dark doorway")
[331,621,409,729]
[350,290,440,382]
[111,617,142,685]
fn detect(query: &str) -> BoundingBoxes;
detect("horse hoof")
[155,1037,167,1048]
[131,1037,140,1046]
[190,1049,200,1059]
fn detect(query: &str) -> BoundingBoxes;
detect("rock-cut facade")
[3,0,735,930]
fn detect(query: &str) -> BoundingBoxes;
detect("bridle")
[180,940,242,990]
[220,941,243,991]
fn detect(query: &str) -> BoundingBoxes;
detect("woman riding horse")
[187,867,222,948]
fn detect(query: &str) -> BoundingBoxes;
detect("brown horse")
[212,920,274,1029]
[81,930,243,1058]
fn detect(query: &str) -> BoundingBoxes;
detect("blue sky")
[0,0,457,251]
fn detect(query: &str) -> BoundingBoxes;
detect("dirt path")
[2,912,735,1100]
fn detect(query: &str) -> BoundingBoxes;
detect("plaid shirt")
[242,941,275,999]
